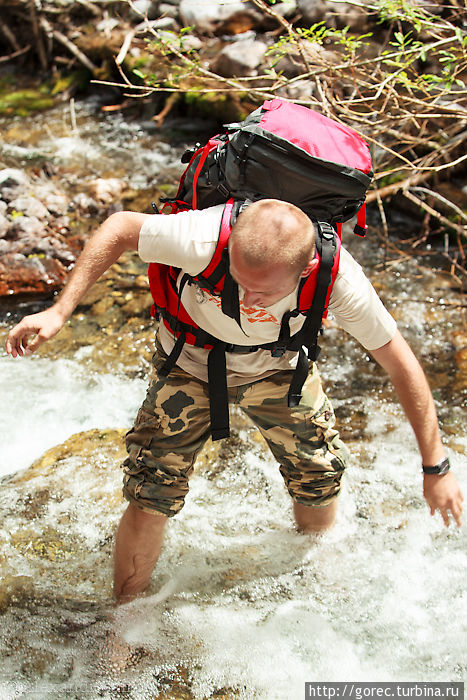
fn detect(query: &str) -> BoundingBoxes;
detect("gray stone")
[0,169,29,190]
[8,196,50,221]
[71,193,99,215]
[41,192,69,217]
[297,0,327,23]
[135,16,180,32]
[273,41,336,78]
[278,78,316,101]
[129,0,161,21]
[180,0,246,32]
[270,0,298,19]
[0,214,8,238]
[7,216,44,241]
[159,2,180,19]
[211,39,268,78]
[88,178,127,205]
[0,201,7,217]
[324,0,370,30]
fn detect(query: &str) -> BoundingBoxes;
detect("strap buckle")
[271,344,287,358]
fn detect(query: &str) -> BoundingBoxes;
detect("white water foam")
[0,354,146,476]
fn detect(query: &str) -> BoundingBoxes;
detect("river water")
[0,98,466,699]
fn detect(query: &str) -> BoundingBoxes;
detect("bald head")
[229,199,315,278]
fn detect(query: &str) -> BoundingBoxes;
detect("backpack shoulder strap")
[197,198,235,285]
[288,222,339,407]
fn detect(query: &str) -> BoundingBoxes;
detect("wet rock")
[7,215,45,240]
[0,253,68,296]
[38,190,69,217]
[211,39,268,78]
[8,196,50,220]
[297,0,327,23]
[0,213,8,237]
[71,192,100,215]
[129,0,161,21]
[180,0,256,33]
[278,78,315,101]
[273,41,338,78]
[159,2,181,19]
[0,429,127,605]
[0,168,29,191]
[5,214,74,267]
[136,16,181,33]
[88,178,128,205]
[324,0,371,30]
[453,343,467,394]
[0,200,7,217]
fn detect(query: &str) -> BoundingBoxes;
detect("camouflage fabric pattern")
[122,346,349,517]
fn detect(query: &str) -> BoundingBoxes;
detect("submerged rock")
[0,429,127,605]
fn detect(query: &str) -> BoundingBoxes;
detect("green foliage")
[266,21,373,66]
[375,0,429,32]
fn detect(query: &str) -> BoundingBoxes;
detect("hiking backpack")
[149,98,373,440]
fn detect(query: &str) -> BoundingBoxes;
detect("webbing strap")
[159,331,186,377]
[207,342,230,440]
[220,249,242,330]
[287,221,337,407]
[287,347,309,408]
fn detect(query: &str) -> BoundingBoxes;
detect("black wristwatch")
[422,457,450,475]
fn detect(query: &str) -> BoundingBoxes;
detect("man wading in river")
[5,200,464,604]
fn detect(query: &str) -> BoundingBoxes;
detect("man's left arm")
[370,329,463,527]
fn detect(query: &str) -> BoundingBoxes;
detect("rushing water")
[0,98,466,699]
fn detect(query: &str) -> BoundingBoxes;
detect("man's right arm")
[6,211,150,357]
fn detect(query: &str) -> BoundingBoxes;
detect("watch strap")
[422,457,450,475]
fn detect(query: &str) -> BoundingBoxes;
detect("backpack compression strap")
[287,221,338,408]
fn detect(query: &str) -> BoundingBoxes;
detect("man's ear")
[300,258,319,278]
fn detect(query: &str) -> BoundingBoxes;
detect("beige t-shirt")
[138,205,397,384]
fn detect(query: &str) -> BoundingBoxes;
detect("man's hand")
[6,307,66,357]
[423,472,463,528]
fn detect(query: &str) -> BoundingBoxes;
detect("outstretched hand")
[423,471,463,527]
[5,307,66,357]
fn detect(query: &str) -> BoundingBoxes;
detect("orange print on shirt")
[239,301,280,325]
[202,290,280,325]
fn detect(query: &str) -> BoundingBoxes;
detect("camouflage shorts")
[122,346,349,517]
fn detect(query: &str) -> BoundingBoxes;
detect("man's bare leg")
[114,503,167,604]
[293,499,338,533]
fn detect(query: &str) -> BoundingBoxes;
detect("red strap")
[192,141,219,209]
[354,203,368,237]
[335,222,343,237]
[201,198,234,278]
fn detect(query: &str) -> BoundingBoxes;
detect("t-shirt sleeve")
[137,205,224,275]
[329,247,397,350]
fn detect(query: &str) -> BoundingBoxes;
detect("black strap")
[287,221,337,407]
[300,222,336,355]
[220,248,243,332]
[207,342,230,440]
[159,331,186,377]
[287,347,309,408]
